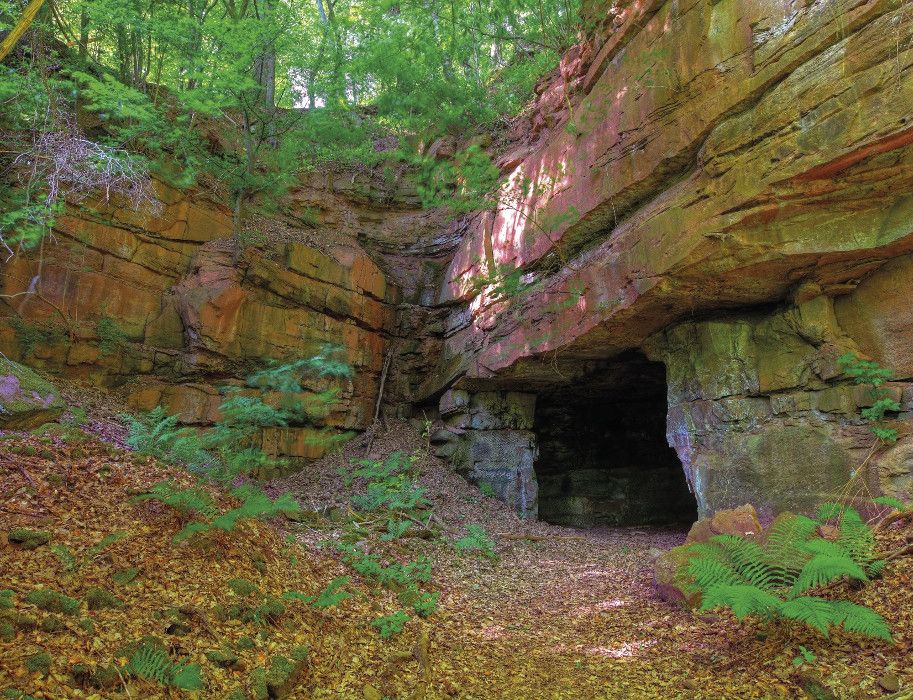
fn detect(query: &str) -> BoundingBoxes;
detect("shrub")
[682,503,891,640]
[371,610,409,638]
[454,524,496,559]
[839,353,902,443]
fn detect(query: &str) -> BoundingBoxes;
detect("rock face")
[0,174,438,461]
[417,0,913,519]
[2,0,912,522]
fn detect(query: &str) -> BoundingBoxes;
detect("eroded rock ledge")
[421,0,913,519]
[2,0,911,521]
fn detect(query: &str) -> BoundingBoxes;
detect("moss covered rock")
[7,528,50,550]
[85,586,123,611]
[24,588,80,615]
[24,651,52,675]
[0,360,65,429]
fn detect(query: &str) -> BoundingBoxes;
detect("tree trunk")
[0,0,47,62]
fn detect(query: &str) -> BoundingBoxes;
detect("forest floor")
[1,419,912,700]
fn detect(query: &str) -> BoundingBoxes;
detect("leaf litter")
[1,422,911,699]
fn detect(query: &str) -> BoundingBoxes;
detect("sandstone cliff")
[2,0,912,522]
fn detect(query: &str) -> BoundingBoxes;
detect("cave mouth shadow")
[534,352,698,528]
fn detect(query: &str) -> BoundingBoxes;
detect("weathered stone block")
[468,391,536,430]
[0,360,65,429]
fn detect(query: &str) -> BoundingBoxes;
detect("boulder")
[686,504,762,544]
[653,545,702,607]
[0,360,65,429]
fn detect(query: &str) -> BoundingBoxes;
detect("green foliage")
[346,451,429,514]
[50,544,78,572]
[466,261,536,302]
[124,408,212,472]
[371,610,409,639]
[133,481,217,520]
[8,319,67,358]
[3,691,38,700]
[124,642,204,690]
[412,145,500,214]
[0,589,13,609]
[123,350,356,543]
[872,496,910,512]
[792,645,817,668]
[683,506,891,641]
[838,353,902,443]
[478,482,497,498]
[380,519,412,542]
[454,524,496,559]
[284,576,352,610]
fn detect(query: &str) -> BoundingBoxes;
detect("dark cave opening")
[534,353,698,528]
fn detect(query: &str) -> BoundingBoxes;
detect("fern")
[699,585,782,620]
[872,496,908,512]
[125,643,204,690]
[134,481,217,518]
[681,503,891,641]
[125,644,170,684]
[790,555,868,597]
[454,524,496,558]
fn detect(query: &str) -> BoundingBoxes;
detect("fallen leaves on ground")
[1,423,912,699]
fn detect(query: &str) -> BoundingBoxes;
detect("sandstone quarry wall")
[423,0,913,518]
[2,0,912,520]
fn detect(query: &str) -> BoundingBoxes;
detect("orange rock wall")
[0,177,408,461]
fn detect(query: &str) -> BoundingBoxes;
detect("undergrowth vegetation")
[683,503,892,640]
[125,347,351,542]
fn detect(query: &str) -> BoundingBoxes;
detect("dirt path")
[283,424,912,700]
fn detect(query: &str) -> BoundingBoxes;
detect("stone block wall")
[431,390,539,518]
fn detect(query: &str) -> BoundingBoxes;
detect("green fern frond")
[699,584,782,620]
[685,556,744,591]
[828,601,893,642]
[125,644,171,684]
[779,597,841,637]
[872,496,907,512]
[790,555,868,597]
[125,643,204,689]
[710,535,777,590]
[817,502,845,523]
[170,662,204,690]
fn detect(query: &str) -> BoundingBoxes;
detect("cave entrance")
[534,352,697,528]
